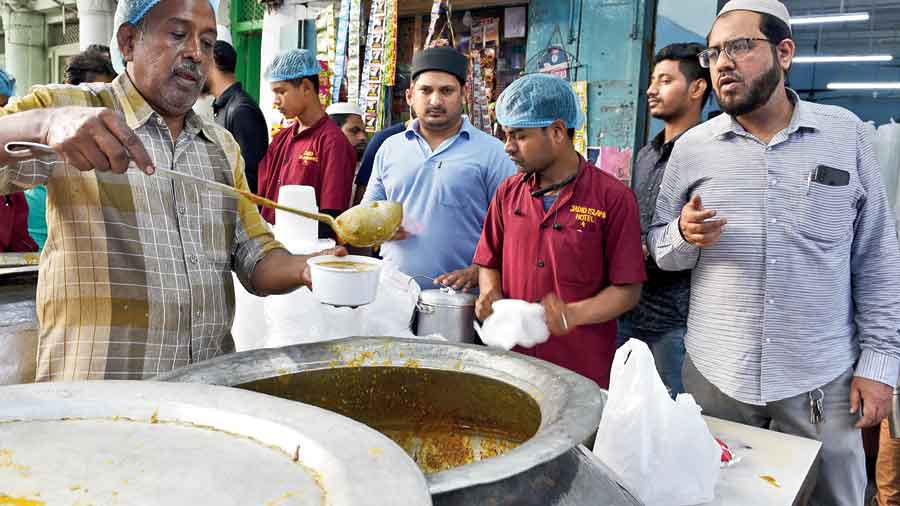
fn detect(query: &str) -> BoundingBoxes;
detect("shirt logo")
[299,150,318,163]
[569,204,606,228]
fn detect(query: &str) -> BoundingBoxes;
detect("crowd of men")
[0,0,899,503]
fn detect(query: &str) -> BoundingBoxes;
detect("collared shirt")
[648,90,900,404]
[474,159,646,387]
[0,74,283,381]
[257,114,356,223]
[625,130,692,338]
[356,121,406,187]
[362,118,516,288]
[212,82,269,194]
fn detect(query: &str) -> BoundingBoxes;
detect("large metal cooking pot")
[0,380,431,505]
[415,288,477,343]
[158,337,639,504]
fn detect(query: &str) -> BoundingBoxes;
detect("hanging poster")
[504,6,527,39]
[358,0,396,132]
[382,0,398,88]
[316,3,337,106]
[483,19,500,47]
[347,0,362,105]
[537,47,571,81]
[572,81,588,157]
[331,0,351,101]
[425,0,448,48]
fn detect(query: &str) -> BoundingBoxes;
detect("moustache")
[425,107,446,114]
[173,63,203,82]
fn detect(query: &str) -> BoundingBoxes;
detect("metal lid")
[419,287,477,308]
[0,381,431,506]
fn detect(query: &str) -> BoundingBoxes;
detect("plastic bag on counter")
[593,339,720,506]
[474,299,549,350]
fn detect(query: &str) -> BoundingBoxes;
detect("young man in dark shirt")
[206,40,269,194]
[618,43,711,395]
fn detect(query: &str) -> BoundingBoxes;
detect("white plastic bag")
[0,325,38,385]
[475,299,549,350]
[236,264,420,350]
[593,339,720,506]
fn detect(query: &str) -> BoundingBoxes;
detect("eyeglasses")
[698,38,773,68]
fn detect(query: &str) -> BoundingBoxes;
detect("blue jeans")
[616,314,686,396]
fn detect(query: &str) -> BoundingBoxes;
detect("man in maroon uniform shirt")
[256,48,356,239]
[474,74,646,387]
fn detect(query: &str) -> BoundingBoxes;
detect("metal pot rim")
[157,337,606,495]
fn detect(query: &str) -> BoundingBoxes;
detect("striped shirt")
[0,74,283,381]
[648,90,900,404]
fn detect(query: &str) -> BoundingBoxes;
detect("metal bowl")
[158,337,606,495]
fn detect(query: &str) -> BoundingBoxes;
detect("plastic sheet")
[231,264,420,351]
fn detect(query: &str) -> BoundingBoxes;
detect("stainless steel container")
[158,337,641,505]
[0,380,431,505]
[416,288,477,343]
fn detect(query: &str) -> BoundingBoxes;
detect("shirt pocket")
[436,160,482,208]
[200,191,238,266]
[553,224,606,287]
[792,179,857,245]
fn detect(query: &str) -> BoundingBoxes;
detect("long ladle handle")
[3,141,339,229]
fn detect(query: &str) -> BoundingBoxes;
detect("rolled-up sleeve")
[849,122,900,386]
[647,145,700,271]
[0,88,68,194]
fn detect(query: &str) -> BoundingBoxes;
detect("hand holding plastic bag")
[593,339,720,506]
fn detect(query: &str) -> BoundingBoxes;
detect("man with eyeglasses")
[647,1,900,503]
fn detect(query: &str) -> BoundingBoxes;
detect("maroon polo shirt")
[473,158,646,387]
[257,115,356,223]
[0,192,37,253]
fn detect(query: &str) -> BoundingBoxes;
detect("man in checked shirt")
[0,0,342,382]
[647,1,900,504]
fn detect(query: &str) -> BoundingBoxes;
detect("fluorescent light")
[794,55,893,63]
[827,82,900,90]
[790,12,870,25]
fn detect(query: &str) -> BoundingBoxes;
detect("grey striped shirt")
[648,91,900,404]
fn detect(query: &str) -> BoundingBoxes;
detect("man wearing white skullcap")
[0,0,343,382]
[647,1,900,504]
[326,102,368,162]
[326,102,368,206]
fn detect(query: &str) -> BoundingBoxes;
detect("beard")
[716,56,781,117]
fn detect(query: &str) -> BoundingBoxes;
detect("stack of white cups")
[273,185,336,254]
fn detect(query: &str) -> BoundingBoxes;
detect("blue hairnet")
[264,49,322,82]
[109,0,220,74]
[0,69,15,97]
[495,73,584,130]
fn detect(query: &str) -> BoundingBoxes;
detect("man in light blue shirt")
[363,47,515,290]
